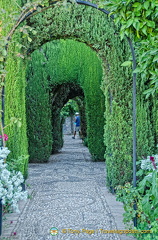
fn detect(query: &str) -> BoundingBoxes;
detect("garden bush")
[0,147,27,213]
[116,155,158,239]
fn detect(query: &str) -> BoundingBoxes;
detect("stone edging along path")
[1,135,136,240]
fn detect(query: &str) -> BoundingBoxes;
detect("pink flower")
[0,134,8,141]
[150,156,157,170]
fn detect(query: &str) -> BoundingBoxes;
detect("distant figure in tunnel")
[72,112,80,139]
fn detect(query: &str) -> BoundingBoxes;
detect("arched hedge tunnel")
[50,82,84,154]
[26,39,105,162]
[2,1,157,188]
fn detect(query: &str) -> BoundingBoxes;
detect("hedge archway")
[2,1,156,187]
[26,39,105,162]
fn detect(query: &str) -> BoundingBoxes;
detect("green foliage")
[61,100,78,118]
[101,34,134,187]
[136,98,155,157]
[103,0,157,40]
[0,0,48,91]
[0,0,38,177]
[136,38,158,97]
[83,137,88,147]
[7,155,29,177]
[116,168,158,239]
[52,108,63,153]
[1,0,29,176]
[25,2,135,168]
[26,39,105,160]
[103,0,158,95]
[1,0,157,187]
[26,50,52,162]
[104,101,133,187]
[4,33,29,177]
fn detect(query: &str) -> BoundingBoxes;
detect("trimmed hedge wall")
[1,0,29,178]
[26,4,136,183]
[26,50,52,162]
[2,0,157,187]
[26,39,105,161]
[103,41,156,188]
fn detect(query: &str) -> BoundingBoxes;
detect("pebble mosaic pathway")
[1,135,136,240]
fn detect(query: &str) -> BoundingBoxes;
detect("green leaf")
[149,49,158,55]
[145,9,152,17]
[154,207,158,216]
[151,1,156,9]
[136,169,143,176]
[108,11,115,18]
[133,18,139,29]
[27,36,32,42]
[144,1,150,10]
[136,21,141,31]
[143,88,154,98]
[126,19,133,28]
[17,121,22,128]
[136,30,140,38]
[142,26,147,35]
[153,56,158,62]
[133,2,142,11]
[121,61,132,67]
[142,194,149,205]
[0,82,5,86]
[0,56,4,62]
[133,2,141,7]
[120,31,125,40]
[42,0,49,7]
[32,30,37,35]
[133,68,141,73]
[146,20,155,28]
[114,17,120,25]
[149,70,156,75]
[2,49,7,56]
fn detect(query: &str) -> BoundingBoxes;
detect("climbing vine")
[103,0,158,96]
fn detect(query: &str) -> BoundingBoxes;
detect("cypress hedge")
[1,0,29,178]
[26,39,105,161]
[26,50,52,162]
[1,1,157,187]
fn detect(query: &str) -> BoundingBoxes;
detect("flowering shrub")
[116,155,158,240]
[140,155,158,172]
[0,147,10,160]
[0,134,8,142]
[0,147,27,213]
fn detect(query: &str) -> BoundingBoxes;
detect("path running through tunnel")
[2,135,135,240]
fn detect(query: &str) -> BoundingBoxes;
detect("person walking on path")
[72,112,80,139]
